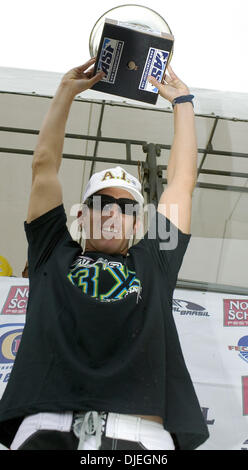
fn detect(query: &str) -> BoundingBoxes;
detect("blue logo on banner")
[172,299,210,317]
[238,336,248,364]
[0,323,24,363]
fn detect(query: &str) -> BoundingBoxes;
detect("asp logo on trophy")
[139,48,169,93]
[97,37,124,84]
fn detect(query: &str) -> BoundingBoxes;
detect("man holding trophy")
[0,55,209,451]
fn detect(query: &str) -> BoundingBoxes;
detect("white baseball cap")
[82,166,144,206]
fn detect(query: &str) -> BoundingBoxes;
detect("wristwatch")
[172,94,194,109]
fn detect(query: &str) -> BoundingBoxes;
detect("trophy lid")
[89,4,174,60]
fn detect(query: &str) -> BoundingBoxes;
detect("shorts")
[10,410,175,450]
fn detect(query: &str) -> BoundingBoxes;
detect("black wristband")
[172,94,194,109]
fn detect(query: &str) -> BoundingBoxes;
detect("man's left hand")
[148,64,190,103]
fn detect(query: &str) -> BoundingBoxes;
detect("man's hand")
[148,64,190,103]
[60,57,105,97]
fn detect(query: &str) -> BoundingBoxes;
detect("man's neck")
[84,240,129,257]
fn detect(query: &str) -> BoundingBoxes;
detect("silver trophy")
[89,5,174,104]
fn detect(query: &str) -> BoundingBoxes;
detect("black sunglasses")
[84,194,140,216]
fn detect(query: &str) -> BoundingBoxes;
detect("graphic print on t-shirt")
[67,254,142,302]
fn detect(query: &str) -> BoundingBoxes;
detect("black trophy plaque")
[91,18,174,105]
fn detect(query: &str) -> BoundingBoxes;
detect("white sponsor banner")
[0,277,28,406]
[0,278,247,450]
[172,289,248,450]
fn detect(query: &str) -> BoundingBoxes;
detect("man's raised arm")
[26,58,105,223]
[148,65,197,235]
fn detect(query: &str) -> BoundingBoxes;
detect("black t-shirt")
[0,204,209,449]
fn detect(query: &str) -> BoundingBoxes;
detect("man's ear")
[132,212,144,240]
[133,216,140,236]
[78,204,91,236]
[77,209,83,232]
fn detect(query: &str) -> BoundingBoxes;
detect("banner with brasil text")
[0,276,247,450]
